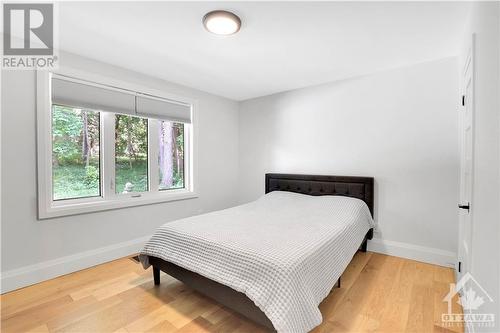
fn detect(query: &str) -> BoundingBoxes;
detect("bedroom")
[1,1,499,333]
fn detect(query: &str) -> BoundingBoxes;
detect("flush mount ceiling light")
[203,10,241,35]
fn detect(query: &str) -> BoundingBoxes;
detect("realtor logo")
[2,3,57,69]
[3,3,53,55]
[442,272,495,331]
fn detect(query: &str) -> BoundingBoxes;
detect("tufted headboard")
[265,173,374,216]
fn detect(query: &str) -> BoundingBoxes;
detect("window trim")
[36,69,198,219]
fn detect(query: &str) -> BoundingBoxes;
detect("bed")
[139,173,374,333]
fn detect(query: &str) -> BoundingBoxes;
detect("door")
[458,38,475,280]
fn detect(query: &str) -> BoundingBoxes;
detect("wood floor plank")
[210,314,244,332]
[145,320,178,333]
[46,296,123,332]
[125,306,176,332]
[324,253,389,332]
[1,295,75,332]
[353,254,403,332]
[176,317,213,333]
[160,295,219,329]
[404,262,435,333]
[25,324,50,333]
[202,306,232,325]
[316,251,372,322]
[1,259,135,317]
[69,271,140,301]
[232,318,270,333]
[54,283,169,333]
[0,253,463,333]
[375,257,416,333]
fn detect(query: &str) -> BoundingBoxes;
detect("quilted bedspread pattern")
[140,191,374,333]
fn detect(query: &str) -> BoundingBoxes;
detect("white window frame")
[37,68,198,219]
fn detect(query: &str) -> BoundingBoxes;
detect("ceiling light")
[203,10,241,36]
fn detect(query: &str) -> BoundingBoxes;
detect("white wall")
[0,52,240,292]
[461,3,500,332]
[239,58,460,265]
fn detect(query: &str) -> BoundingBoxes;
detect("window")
[158,121,185,190]
[115,114,149,194]
[52,105,101,200]
[37,72,196,218]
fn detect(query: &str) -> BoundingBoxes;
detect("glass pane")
[52,105,100,200]
[158,121,185,190]
[115,114,148,193]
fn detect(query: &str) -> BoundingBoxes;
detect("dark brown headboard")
[265,173,374,216]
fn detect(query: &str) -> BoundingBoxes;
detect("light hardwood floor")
[1,252,463,333]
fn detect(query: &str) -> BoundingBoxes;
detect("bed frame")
[147,173,374,330]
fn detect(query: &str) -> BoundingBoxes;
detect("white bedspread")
[139,191,374,333]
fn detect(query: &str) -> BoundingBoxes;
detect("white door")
[458,39,474,279]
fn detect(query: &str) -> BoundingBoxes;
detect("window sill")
[38,189,198,220]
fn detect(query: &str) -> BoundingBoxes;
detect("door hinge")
[458,261,462,273]
[462,95,465,106]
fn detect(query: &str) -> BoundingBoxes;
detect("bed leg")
[153,267,160,285]
[361,238,368,252]
[337,276,341,288]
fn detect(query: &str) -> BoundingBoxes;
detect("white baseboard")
[368,237,457,268]
[0,235,150,294]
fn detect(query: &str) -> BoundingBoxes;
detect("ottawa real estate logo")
[442,272,495,332]
[2,3,58,69]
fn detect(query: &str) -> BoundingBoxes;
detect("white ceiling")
[59,2,470,101]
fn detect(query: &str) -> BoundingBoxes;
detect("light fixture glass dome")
[203,10,241,35]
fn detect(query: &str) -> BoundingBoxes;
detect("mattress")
[139,191,374,333]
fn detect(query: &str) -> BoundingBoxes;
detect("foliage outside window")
[52,105,100,200]
[51,106,187,201]
[115,115,148,194]
[159,121,184,190]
